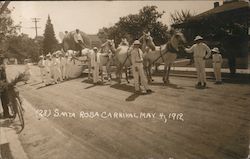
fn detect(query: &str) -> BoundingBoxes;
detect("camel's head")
[100,39,115,53]
[172,32,186,48]
[141,32,155,50]
[120,38,129,46]
[106,39,115,47]
[143,32,152,41]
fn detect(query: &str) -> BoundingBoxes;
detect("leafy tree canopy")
[98,6,169,46]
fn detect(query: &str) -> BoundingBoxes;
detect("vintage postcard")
[0,1,249,159]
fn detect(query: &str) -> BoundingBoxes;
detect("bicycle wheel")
[15,97,24,131]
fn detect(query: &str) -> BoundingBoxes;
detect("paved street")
[3,65,250,159]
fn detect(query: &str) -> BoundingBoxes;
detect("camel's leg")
[163,64,168,84]
[155,64,159,72]
[147,65,152,83]
[100,67,104,83]
[125,67,130,83]
[106,62,111,81]
[149,64,154,82]
[166,65,171,83]
[117,65,122,84]
[144,66,149,82]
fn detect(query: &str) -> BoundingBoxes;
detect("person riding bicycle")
[0,54,13,119]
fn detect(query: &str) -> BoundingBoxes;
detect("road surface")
[7,65,250,159]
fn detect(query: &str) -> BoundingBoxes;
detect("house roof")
[172,1,249,27]
[191,1,249,21]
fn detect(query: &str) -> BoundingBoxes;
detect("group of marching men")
[38,50,76,86]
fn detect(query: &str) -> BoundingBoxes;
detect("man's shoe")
[196,82,201,86]
[195,82,201,88]
[203,82,207,88]
[141,91,147,95]
[146,89,153,93]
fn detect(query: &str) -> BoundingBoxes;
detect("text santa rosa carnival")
[36,108,184,123]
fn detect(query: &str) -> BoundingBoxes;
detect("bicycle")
[8,83,24,133]
[4,73,26,133]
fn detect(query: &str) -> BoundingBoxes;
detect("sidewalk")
[0,104,29,159]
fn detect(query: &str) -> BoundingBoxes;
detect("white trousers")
[53,67,63,83]
[132,63,149,91]
[60,65,66,79]
[213,63,222,82]
[45,69,52,85]
[40,68,46,82]
[194,57,206,84]
[92,62,100,83]
[65,64,70,79]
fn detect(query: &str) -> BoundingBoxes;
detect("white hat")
[46,53,51,57]
[212,47,220,53]
[194,36,203,41]
[133,40,141,45]
[39,55,44,58]
[93,47,98,50]
[52,52,57,57]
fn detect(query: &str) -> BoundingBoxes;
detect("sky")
[9,1,221,41]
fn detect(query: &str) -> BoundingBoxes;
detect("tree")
[97,6,169,46]
[170,10,195,25]
[6,34,42,62]
[0,2,20,54]
[43,15,58,54]
[0,1,10,15]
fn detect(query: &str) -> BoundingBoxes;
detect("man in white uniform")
[59,52,66,80]
[90,47,100,84]
[64,53,70,80]
[185,36,211,88]
[52,52,63,84]
[45,53,52,85]
[131,40,152,94]
[212,47,223,84]
[38,55,46,83]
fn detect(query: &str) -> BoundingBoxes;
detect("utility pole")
[31,18,41,38]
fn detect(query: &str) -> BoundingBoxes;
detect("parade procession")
[36,30,224,92]
[0,1,249,159]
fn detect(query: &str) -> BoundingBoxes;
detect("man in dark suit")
[0,55,11,119]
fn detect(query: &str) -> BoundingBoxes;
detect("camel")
[105,39,132,83]
[62,30,91,52]
[140,31,186,84]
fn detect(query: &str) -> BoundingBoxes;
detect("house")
[172,0,250,73]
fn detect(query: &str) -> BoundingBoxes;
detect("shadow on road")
[110,83,154,101]
[36,84,53,90]
[82,79,109,89]
[30,82,43,86]
[81,79,93,84]
[150,82,184,89]
[125,93,140,102]
[110,83,134,93]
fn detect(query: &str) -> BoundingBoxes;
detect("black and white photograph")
[0,0,249,159]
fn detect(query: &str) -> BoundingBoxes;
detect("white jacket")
[90,51,101,67]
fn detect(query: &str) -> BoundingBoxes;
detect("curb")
[0,105,29,159]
